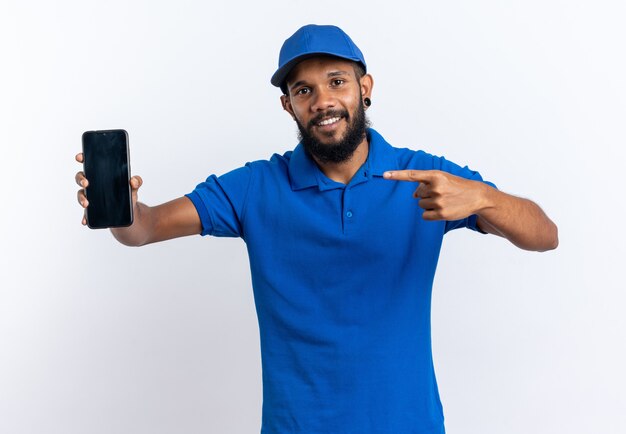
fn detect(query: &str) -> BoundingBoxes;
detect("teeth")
[318,117,341,126]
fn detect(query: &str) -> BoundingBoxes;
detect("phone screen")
[82,129,133,229]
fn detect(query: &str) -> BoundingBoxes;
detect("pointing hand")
[383,170,487,221]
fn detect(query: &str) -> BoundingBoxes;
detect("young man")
[76,24,557,434]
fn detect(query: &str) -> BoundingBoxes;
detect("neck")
[312,136,369,185]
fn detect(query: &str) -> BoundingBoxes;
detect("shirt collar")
[288,128,399,191]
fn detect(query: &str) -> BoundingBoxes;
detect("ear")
[359,73,374,107]
[280,94,297,121]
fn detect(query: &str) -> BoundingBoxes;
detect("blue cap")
[271,24,367,89]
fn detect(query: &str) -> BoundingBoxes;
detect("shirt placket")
[341,187,354,234]
[341,168,369,235]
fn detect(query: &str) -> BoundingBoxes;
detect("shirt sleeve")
[185,165,253,238]
[434,155,498,234]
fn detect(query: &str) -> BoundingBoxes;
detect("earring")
[364,97,371,107]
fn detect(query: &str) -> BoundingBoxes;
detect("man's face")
[281,57,373,163]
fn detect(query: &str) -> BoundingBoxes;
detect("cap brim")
[271,52,365,88]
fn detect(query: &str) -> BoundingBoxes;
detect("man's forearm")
[110,202,155,247]
[476,184,558,252]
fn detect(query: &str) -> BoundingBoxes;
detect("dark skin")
[280,57,373,184]
[75,55,558,251]
[383,169,559,251]
[74,164,200,246]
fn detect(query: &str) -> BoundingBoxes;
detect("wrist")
[474,181,497,217]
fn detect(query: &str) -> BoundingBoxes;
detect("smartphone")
[81,129,133,229]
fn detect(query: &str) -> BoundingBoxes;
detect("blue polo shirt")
[186,128,495,434]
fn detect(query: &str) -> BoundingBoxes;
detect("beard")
[296,98,370,164]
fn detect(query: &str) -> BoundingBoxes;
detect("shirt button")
[346,211,353,218]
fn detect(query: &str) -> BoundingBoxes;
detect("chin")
[314,130,346,145]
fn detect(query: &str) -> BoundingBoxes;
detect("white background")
[1,1,625,433]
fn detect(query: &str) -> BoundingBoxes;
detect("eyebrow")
[289,70,351,92]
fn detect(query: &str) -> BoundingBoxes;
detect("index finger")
[383,170,434,183]
[75,152,84,163]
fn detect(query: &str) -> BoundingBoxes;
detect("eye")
[331,79,345,86]
[296,87,310,95]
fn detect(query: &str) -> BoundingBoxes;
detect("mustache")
[308,109,349,128]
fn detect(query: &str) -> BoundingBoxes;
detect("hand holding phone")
[75,160,143,224]
[77,129,134,228]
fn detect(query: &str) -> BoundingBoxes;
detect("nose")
[310,86,336,112]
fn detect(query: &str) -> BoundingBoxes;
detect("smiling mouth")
[317,116,342,127]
